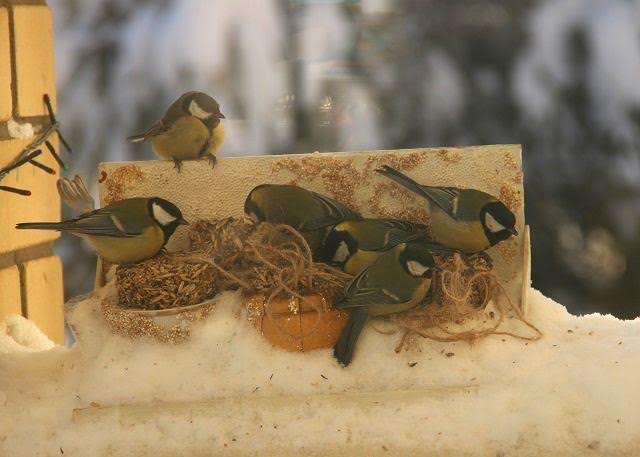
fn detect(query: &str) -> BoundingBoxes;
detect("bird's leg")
[172,158,183,172]
[204,153,217,169]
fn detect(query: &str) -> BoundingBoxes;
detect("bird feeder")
[96,145,530,349]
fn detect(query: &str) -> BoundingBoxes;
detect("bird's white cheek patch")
[485,212,506,233]
[407,260,429,277]
[332,241,350,262]
[152,203,176,226]
[189,100,211,119]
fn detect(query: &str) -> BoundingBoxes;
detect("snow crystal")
[0,314,56,353]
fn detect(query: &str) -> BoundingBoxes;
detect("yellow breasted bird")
[333,240,438,366]
[16,197,187,264]
[323,218,457,275]
[244,184,361,258]
[127,91,225,171]
[376,165,517,253]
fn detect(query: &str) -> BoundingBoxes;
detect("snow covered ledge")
[2,146,638,455]
[0,287,639,455]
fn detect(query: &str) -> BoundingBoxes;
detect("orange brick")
[0,7,11,121]
[11,5,56,117]
[0,265,21,321]
[0,137,60,254]
[21,255,63,344]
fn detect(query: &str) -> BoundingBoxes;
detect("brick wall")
[0,0,63,344]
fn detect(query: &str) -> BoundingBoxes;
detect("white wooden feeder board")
[96,144,530,313]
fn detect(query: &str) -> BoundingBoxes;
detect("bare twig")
[0,94,72,195]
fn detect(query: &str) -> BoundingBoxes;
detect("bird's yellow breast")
[151,116,209,160]
[83,225,165,264]
[430,208,490,253]
[207,122,225,155]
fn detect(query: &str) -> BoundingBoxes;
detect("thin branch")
[0,93,73,195]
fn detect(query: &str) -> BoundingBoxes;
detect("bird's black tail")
[375,165,428,200]
[15,222,65,231]
[333,308,368,367]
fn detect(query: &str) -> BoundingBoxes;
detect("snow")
[6,119,35,139]
[1,286,639,455]
[0,315,56,353]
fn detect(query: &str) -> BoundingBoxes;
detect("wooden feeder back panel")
[98,145,527,310]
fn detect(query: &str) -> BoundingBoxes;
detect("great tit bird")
[244,184,361,257]
[333,241,438,366]
[16,197,187,264]
[376,165,517,253]
[127,91,225,171]
[323,218,457,275]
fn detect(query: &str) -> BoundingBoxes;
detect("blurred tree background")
[49,0,640,318]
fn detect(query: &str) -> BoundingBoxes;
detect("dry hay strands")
[187,218,351,340]
[393,253,542,351]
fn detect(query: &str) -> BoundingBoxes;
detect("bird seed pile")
[116,251,218,310]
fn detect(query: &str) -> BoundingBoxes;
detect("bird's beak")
[508,227,518,236]
[218,112,225,119]
[179,217,189,226]
[433,265,442,273]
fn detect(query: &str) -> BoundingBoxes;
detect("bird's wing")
[335,266,402,309]
[417,186,460,219]
[56,207,141,237]
[298,193,360,231]
[127,120,167,142]
[57,175,95,214]
[335,287,402,309]
[376,165,461,219]
[379,218,425,232]
[383,229,424,249]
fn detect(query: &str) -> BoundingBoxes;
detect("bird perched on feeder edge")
[16,197,188,264]
[244,184,361,258]
[127,91,225,171]
[333,240,438,366]
[376,165,517,253]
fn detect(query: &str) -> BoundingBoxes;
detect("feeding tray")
[98,251,220,342]
[101,290,216,344]
[96,145,530,331]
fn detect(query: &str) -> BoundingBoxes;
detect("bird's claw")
[205,154,217,169]
[172,158,183,172]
